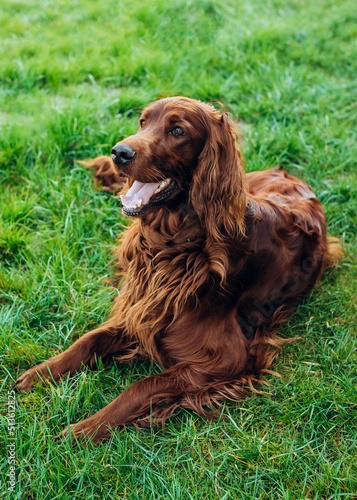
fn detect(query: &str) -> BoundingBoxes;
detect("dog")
[15,96,340,444]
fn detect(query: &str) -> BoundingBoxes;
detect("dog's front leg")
[58,364,203,445]
[15,325,131,393]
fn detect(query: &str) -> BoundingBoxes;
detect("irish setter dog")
[16,96,340,444]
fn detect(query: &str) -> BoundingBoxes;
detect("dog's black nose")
[111,144,136,165]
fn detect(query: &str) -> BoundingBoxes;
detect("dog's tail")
[77,156,126,194]
[324,236,344,269]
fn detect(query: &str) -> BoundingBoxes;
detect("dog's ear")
[189,111,247,241]
[77,156,127,194]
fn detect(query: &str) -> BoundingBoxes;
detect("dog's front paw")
[14,363,51,393]
[57,418,111,446]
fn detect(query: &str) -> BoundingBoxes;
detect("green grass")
[0,0,356,498]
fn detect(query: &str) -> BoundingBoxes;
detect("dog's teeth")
[155,179,171,195]
[137,199,142,208]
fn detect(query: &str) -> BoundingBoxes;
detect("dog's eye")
[171,126,186,137]
[140,119,145,128]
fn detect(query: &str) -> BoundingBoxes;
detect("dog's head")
[113,96,246,238]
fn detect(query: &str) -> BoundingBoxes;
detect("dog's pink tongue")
[120,180,161,208]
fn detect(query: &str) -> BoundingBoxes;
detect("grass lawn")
[0,0,356,498]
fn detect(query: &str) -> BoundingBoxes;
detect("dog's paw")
[14,364,51,393]
[57,418,111,446]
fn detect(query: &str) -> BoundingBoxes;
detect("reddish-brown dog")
[16,97,340,444]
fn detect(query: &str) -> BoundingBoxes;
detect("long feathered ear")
[189,111,247,241]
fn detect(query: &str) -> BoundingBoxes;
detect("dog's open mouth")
[120,178,178,216]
